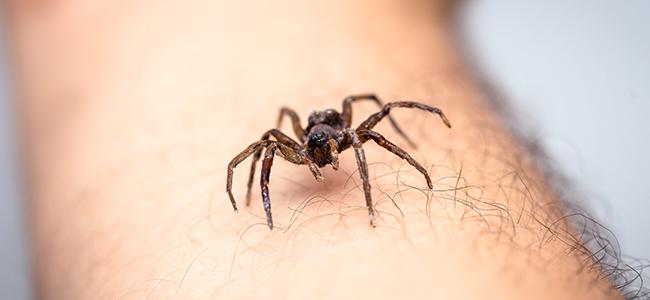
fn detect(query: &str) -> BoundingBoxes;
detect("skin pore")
[8,0,624,299]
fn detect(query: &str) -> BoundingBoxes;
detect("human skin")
[7,0,622,299]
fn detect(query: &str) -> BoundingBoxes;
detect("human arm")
[8,0,622,298]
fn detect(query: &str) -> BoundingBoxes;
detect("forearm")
[9,0,620,299]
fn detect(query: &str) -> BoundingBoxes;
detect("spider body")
[226,94,451,229]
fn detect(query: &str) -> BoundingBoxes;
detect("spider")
[226,94,451,229]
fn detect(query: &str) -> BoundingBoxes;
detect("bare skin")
[8,0,623,299]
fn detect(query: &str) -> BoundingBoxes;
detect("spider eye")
[307,133,325,147]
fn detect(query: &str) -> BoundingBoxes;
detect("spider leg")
[358,130,433,189]
[346,129,376,227]
[341,94,416,147]
[246,152,263,205]
[260,143,278,229]
[227,140,271,212]
[246,128,325,206]
[277,107,307,142]
[357,101,451,135]
[246,129,302,205]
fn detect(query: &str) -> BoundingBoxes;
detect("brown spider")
[226,94,451,229]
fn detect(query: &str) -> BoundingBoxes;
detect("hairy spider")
[226,94,451,229]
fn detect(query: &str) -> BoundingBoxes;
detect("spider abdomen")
[306,108,345,131]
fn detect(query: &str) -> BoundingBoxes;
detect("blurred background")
[458,0,649,261]
[1,0,648,298]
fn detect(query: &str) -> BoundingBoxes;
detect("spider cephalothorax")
[306,123,342,168]
[226,94,451,229]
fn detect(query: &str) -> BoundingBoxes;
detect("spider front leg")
[246,129,302,205]
[227,140,270,211]
[260,143,278,229]
[358,130,433,189]
[341,94,416,147]
[257,142,319,229]
[358,101,451,133]
[345,129,376,226]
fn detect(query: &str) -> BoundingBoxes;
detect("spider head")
[306,124,340,169]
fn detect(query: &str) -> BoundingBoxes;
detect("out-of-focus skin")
[7,0,622,299]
